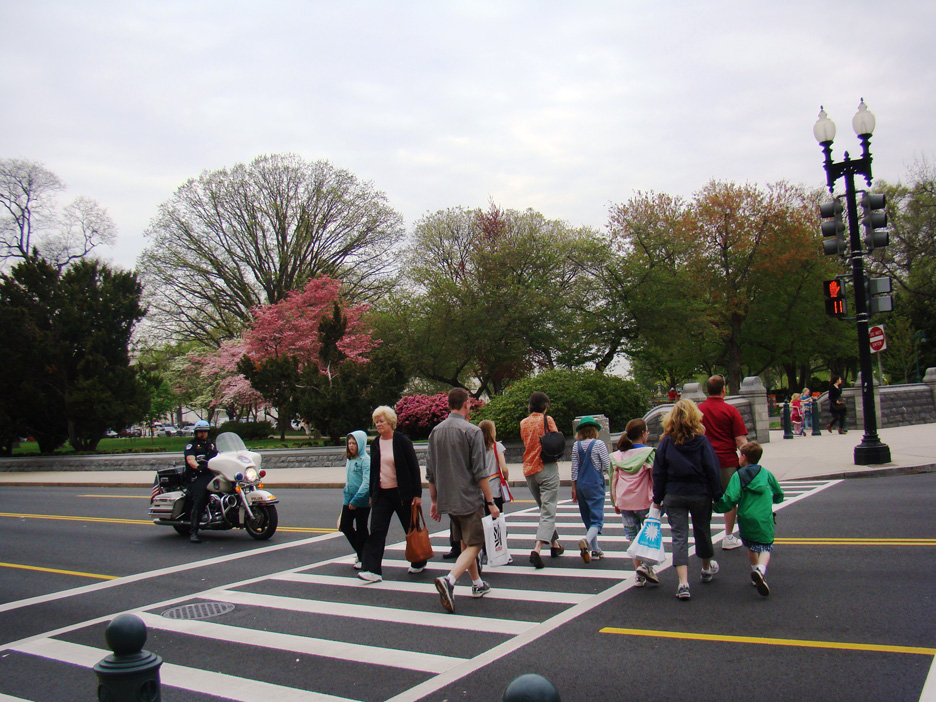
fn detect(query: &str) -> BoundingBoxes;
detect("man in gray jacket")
[427,387,500,613]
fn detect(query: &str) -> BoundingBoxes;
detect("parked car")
[102,429,118,439]
[119,426,143,438]
[157,425,180,437]
[180,424,196,436]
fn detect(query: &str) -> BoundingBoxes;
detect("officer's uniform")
[183,436,217,541]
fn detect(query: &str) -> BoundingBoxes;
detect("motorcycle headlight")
[244,467,260,483]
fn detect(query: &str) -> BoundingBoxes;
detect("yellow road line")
[0,512,152,525]
[78,494,150,499]
[0,562,117,580]
[600,627,936,655]
[0,512,336,532]
[775,538,936,545]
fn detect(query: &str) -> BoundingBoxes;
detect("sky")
[2,1,935,270]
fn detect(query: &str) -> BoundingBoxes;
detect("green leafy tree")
[0,256,148,452]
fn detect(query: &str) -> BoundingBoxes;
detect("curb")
[787,463,936,481]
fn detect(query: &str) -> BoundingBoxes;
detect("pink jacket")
[611,447,654,511]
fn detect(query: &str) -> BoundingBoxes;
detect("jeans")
[663,493,715,567]
[525,462,560,545]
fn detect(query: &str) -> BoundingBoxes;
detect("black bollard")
[93,613,162,702]
[811,400,823,436]
[503,673,561,702]
[782,402,794,439]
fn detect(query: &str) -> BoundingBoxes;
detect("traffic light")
[860,192,888,251]
[819,199,846,256]
[867,276,894,314]
[823,279,847,317]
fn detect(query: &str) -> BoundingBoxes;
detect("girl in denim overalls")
[570,416,610,563]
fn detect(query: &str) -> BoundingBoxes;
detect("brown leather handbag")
[405,502,434,563]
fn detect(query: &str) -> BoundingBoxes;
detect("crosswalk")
[2,479,839,702]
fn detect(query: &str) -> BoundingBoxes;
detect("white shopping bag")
[481,514,511,567]
[625,505,665,565]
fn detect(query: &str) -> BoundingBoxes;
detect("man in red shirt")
[698,375,748,550]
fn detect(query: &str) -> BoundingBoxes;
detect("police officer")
[184,420,217,543]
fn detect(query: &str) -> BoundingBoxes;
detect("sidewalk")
[0,423,933,489]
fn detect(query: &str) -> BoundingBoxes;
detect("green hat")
[576,416,601,432]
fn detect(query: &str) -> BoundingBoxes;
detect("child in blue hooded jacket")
[341,430,371,569]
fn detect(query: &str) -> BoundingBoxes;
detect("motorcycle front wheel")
[172,524,190,536]
[245,505,278,540]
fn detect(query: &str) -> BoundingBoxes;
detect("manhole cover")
[161,601,234,620]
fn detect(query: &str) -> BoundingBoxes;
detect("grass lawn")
[10,434,329,456]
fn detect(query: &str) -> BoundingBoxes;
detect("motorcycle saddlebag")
[157,466,187,492]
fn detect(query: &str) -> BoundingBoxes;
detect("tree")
[379,204,610,397]
[0,256,148,452]
[138,154,405,347]
[0,159,117,271]
[605,182,830,394]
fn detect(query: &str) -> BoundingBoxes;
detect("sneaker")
[357,571,382,584]
[434,576,455,612]
[353,559,363,571]
[636,562,659,584]
[676,583,691,600]
[578,539,592,563]
[634,572,647,588]
[407,564,426,574]
[550,543,565,558]
[701,560,719,583]
[530,551,545,569]
[591,550,605,560]
[751,568,770,596]
[442,550,460,560]
[471,580,492,598]
[722,534,743,550]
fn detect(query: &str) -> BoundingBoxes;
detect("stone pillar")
[738,376,770,444]
[681,382,706,403]
[924,368,936,413]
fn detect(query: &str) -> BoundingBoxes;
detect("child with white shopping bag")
[612,419,660,587]
[714,441,784,596]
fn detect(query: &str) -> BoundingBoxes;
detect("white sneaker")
[407,565,426,574]
[722,534,742,550]
[700,560,719,583]
[357,571,382,584]
[353,559,362,570]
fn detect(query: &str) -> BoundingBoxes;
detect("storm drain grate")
[161,601,235,620]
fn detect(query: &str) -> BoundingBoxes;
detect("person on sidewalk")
[519,392,564,569]
[714,441,784,596]
[357,406,426,584]
[570,416,609,563]
[427,388,499,613]
[801,387,814,435]
[340,430,371,570]
[828,375,848,434]
[652,399,723,600]
[611,418,659,587]
[698,375,748,550]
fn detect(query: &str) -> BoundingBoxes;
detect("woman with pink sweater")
[611,419,659,587]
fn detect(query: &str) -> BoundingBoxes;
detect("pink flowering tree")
[395,393,484,440]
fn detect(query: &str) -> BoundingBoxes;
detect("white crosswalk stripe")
[5,479,839,701]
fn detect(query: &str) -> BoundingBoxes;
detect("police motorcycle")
[148,431,279,540]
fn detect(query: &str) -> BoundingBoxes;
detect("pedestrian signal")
[823,279,847,318]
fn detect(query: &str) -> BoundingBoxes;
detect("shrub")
[395,393,484,440]
[216,420,274,441]
[473,369,651,440]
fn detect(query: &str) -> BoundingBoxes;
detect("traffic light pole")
[820,141,891,465]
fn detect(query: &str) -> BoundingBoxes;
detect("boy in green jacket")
[714,441,784,596]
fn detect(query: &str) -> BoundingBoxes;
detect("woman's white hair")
[372,405,398,429]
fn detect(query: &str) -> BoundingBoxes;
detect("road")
[0,474,934,701]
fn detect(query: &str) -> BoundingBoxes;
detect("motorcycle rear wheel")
[245,505,278,540]
[172,524,190,536]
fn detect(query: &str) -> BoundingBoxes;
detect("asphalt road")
[0,475,934,701]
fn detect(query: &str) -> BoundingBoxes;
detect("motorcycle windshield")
[215,432,248,454]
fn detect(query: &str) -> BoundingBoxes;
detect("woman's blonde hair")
[662,398,706,444]
[479,420,496,450]
[372,405,398,430]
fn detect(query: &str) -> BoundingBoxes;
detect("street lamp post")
[813,100,891,465]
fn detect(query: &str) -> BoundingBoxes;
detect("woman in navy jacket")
[357,405,426,583]
[652,398,723,601]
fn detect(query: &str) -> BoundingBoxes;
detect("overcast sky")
[2,1,934,269]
